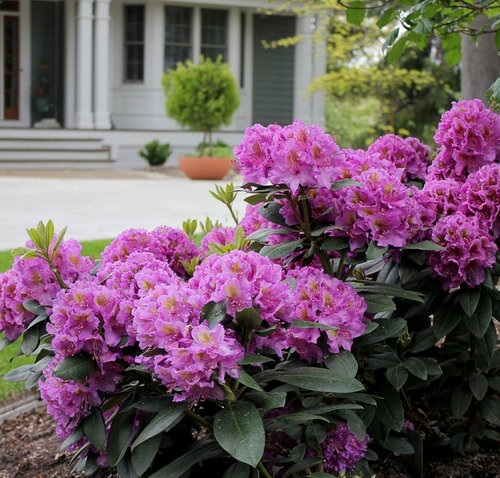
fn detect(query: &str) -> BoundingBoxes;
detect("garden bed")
[0,406,498,478]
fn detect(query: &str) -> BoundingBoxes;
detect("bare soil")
[0,405,498,478]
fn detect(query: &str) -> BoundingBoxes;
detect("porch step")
[0,137,113,169]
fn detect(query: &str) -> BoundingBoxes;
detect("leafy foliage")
[138,140,172,167]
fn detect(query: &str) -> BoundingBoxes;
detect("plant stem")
[257,461,272,478]
[185,409,212,429]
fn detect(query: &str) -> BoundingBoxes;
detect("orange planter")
[179,156,234,180]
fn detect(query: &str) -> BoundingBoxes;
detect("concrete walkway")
[0,168,247,251]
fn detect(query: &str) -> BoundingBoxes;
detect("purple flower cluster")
[427,212,497,289]
[430,99,500,179]
[322,423,369,474]
[0,238,93,341]
[234,120,343,193]
[367,134,431,181]
[100,226,199,278]
[286,267,367,361]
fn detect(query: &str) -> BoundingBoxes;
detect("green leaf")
[324,351,358,378]
[223,461,250,478]
[403,357,428,380]
[255,367,364,393]
[451,386,473,419]
[363,295,396,315]
[3,364,37,383]
[259,202,288,226]
[469,374,489,401]
[320,236,350,251]
[60,426,84,451]
[45,220,55,251]
[305,423,327,452]
[147,440,222,478]
[20,325,41,356]
[52,354,97,381]
[487,77,500,104]
[355,318,406,344]
[367,241,388,260]
[243,390,286,409]
[237,369,264,392]
[383,27,400,51]
[480,396,500,427]
[464,295,492,338]
[83,409,106,452]
[377,7,396,28]
[403,240,445,251]
[330,178,362,190]
[291,319,337,332]
[346,0,366,26]
[375,386,404,432]
[433,302,462,338]
[239,354,274,365]
[235,307,263,331]
[352,281,424,302]
[52,225,68,255]
[283,458,323,478]
[213,401,265,467]
[131,434,162,477]
[260,240,303,260]
[384,436,414,455]
[338,409,366,440]
[132,403,185,450]
[22,299,47,316]
[246,228,293,242]
[386,366,409,390]
[107,408,137,467]
[201,300,227,328]
[387,37,408,64]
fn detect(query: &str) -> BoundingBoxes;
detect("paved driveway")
[0,169,246,250]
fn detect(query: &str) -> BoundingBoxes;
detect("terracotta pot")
[179,156,234,180]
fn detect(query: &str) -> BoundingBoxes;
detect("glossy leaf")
[375,386,404,432]
[403,357,428,381]
[132,403,185,450]
[237,369,264,392]
[458,288,481,317]
[324,351,358,378]
[260,240,303,260]
[469,374,489,401]
[464,295,492,338]
[356,318,406,344]
[222,461,250,478]
[243,390,286,409]
[83,409,106,452]
[52,355,96,381]
[107,408,137,467]
[384,436,414,455]
[213,401,265,467]
[451,386,473,419]
[131,434,162,477]
[433,302,462,338]
[201,300,227,328]
[386,366,409,390]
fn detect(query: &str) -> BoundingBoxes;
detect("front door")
[1,1,20,121]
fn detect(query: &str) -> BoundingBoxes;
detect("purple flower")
[433,99,500,178]
[322,423,369,474]
[427,211,498,289]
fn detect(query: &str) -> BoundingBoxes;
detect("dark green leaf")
[338,409,366,440]
[402,240,445,251]
[243,390,286,409]
[464,295,492,338]
[383,27,400,50]
[239,354,274,365]
[375,386,404,432]
[324,351,358,378]
[480,397,500,427]
[0,336,11,351]
[363,295,396,315]
[107,408,137,467]
[52,355,96,381]
[291,319,337,331]
[330,178,362,190]
[213,401,265,467]
[20,325,41,356]
[377,7,396,28]
[320,236,350,251]
[352,282,424,302]
[235,307,262,331]
[367,241,388,260]
[3,364,37,383]
[201,300,227,328]
[246,228,293,242]
[411,328,438,353]
[469,374,489,401]
[433,302,462,338]
[83,409,106,452]
[132,403,185,449]
[255,367,364,393]
[237,369,264,391]
[355,318,406,344]
[403,357,427,380]
[282,458,323,478]
[260,240,303,260]
[305,423,327,452]
[22,299,47,316]
[223,461,250,478]
[259,202,288,226]
[386,366,409,390]
[384,436,414,455]
[458,288,481,317]
[133,396,175,413]
[451,386,473,419]
[147,441,222,478]
[60,426,84,451]
[131,434,162,477]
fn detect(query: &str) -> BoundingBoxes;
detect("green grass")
[0,238,112,401]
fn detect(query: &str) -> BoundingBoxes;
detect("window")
[201,9,227,61]
[164,6,228,71]
[124,5,145,83]
[164,6,192,71]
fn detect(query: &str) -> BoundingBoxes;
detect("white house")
[0,0,325,168]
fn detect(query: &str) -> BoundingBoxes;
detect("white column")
[75,0,94,129]
[94,0,111,129]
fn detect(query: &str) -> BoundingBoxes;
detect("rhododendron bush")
[1,99,499,478]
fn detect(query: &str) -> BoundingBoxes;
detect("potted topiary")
[162,55,240,179]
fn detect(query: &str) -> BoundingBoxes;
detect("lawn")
[0,238,112,402]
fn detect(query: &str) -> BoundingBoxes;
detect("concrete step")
[0,138,106,150]
[0,148,111,162]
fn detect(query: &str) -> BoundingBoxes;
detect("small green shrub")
[195,140,234,158]
[138,140,172,167]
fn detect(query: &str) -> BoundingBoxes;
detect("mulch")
[0,404,499,478]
